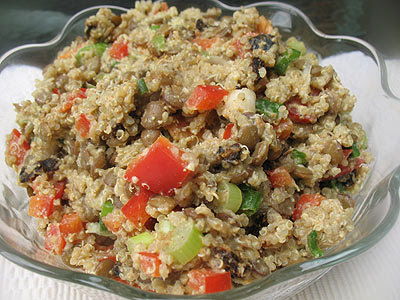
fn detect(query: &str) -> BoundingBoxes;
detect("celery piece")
[168,222,202,265]
[86,222,114,237]
[137,78,149,95]
[217,181,242,213]
[291,149,307,165]
[307,230,323,258]
[159,219,174,233]
[286,37,306,55]
[127,232,154,252]
[150,25,160,30]
[152,35,165,50]
[75,42,108,64]
[99,200,114,232]
[256,98,282,120]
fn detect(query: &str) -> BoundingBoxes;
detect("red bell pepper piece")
[186,85,229,111]
[6,129,30,166]
[44,224,66,255]
[110,42,129,59]
[125,136,193,196]
[273,118,293,140]
[192,37,218,50]
[139,252,161,277]
[223,123,234,140]
[102,213,125,233]
[75,113,91,138]
[121,188,153,228]
[286,96,316,124]
[28,194,54,219]
[60,213,84,235]
[292,193,325,221]
[268,166,295,188]
[60,88,87,112]
[188,269,232,294]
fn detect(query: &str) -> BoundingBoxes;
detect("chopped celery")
[159,219,174,233]
[127,232,154,252]
[217,181,242,213]
[307,230,323,258]
[111,61,120,68]
[99,200,114,232]
[152,35,166,50]
[76,42,108,64]
[291,149,307,165]
[274,48,301,76]
[350,144,360,158]
[86,222,114,237]
[137,78,149,95]
[286,37,306,56]
[238,184,262,216]
[256,98,282,120]
[86,82,96,89]
[168,222,202,265]
[150,25,160,30]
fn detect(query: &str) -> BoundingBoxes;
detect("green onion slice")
[127,232,154,252]
[256,98,282,120]
[75,42,108,64]
[99,200,114,232]
[238,184,262,216]
[152,35,166,50]
[150,25,160,30]
[307,230,323,258]
[159,219,174,233]
[137,78,149,95]
[350,143,360,158]
[291,149,307,165]
[168,222,203,265]
[86,222,115,237]
[217,181,242,213]
[286,37,306,56]
[274,48,301,76]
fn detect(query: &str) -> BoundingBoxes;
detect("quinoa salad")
[4,1,372,295]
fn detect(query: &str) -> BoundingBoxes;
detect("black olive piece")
[245,213,268,236]
[214,247,241,278]
[38,158,59,172]
[85,24,96,40]
[196,19,206,31]
[252,57,266,79]
[249,34,274,51]
[19,167,35,183]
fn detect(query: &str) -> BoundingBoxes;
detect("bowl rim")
[0,1,399,299]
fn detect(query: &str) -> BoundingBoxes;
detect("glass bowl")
[0,1,399,299]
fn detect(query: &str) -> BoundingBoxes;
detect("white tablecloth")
[1,53,400,300]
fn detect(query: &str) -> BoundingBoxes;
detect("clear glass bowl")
[0,1,399,299]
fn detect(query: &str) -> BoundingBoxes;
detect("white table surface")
[1,52,400,300]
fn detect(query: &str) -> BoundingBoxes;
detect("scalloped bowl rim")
[0,1,399,299]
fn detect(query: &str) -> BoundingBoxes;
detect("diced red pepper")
[6,129,30,166]
[286,97,316,124]
[102,213,125,233]
[28,194,54,219]
[342,149,353,160]
[121,188,153,228]
[186,85,228,111]
[292,193,325,221]
[273,118,293,140]
[54,181,65,199]
[44,224,66,255]
[223,123,234,140]
[113,277,130,285]
[327,157,365,180]
[188,269,232,294]
[192,37,218,50]
[139,252,161,277]
[53,87,60,95]
[110,42,129,59]
[268,166,295,188]
[60,213,83,235]
[75,113,91,138]
[154,2,168,14]
[60,88,87,112]
[124,136,193,196]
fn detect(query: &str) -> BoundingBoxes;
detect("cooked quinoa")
[4,1,372,295]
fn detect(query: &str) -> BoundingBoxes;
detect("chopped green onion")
[86,222,115,237]
[238,184,262,216]
[350,143,360,158]
[286,37,306,56]
[307,230,323,258]
[127,232,154,252]
[291,149,307,165]
[217,181,242,213]
[86,82,96,89]
[99,200,114,232]
[168,222,203,265]
[137,78,149,95]
[75,42,108,64]
[111,61,120,68]
[152,35,165,50]
[256,98,282,120]
[330,180,345,193]
[201,50,210,57]
[150,25,160,30]
[159,219,174,233]
[274,48,301,76]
